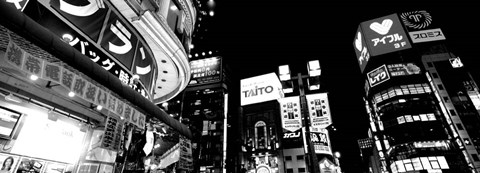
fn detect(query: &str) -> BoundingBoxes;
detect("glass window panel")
[429,157,440,169]
[404,159,414,171]
[388,90,395,97]
[412,158,423,170]
[420,114,428,121]
[397,116,406,124]
[420,157,432,170]
[413,115,421,121]
[405,115,413,122]
[427,114,436,121]
[437,156,449,169]
[396,160,406,172]
[391,163,398,173]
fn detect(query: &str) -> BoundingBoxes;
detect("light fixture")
[334,151,341,158]
[278,65,291,81]
[209,51,212,54]
[307,60,321,77]
[281,81,294,94]
[68,91,75,97]
[62,33,73,43]
[30,75,39,81]
[96,105,103,111]
[4,93,22,103]
[47,109,58,121]
[307,77,320,90]
[209,11,214,16]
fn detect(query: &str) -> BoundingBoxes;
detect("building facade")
[354,10,477,173]
[0,0,197,172]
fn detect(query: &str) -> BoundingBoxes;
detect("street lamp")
[278,60,321,173]
[334,151,342,173]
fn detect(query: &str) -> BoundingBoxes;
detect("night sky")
[192,1,480,172]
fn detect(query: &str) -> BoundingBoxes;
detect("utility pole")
[294,73,320,173]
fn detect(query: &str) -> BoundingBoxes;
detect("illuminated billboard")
[387,63,421,77]
[367,64,390,87]
[306,93,332,131]
[400,11,446,43]
[278,96,303,132]
[353,25,371,73]
[240,73,284,106]
[188,57,222,86]
[22,0,155,98]
[360,13,412,56]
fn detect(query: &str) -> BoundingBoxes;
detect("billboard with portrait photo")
[0,154,19,173]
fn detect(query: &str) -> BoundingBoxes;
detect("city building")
[0,0,196,172]
[158,55,233,173]
[354,10,477,172]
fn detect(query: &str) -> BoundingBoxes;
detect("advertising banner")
[178,135,193,171]
[360,13,412,56]
[310,129,332,155]
[400,11,446,44]
[189,57,222,86]
[367,64,390,87]
[100,13,138,69]
[353,25,370,73]
[240,73,283,106]
[278,96,302,132]
[306,93,332,131]
[387,63,421,77]
[281,129,304,149]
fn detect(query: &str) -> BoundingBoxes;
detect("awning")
[0,1,191,138]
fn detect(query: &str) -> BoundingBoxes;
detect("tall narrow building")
[354,10,478,172]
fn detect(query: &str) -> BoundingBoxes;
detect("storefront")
[0,1,192,173]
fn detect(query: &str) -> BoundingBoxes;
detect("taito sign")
[240,73,283,106]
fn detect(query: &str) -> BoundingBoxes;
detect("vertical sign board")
[353,25,371,73]
[367,65,390,88]
[310,129,332,155]
[240,73,284,106]
[360,13,412,56]
[306,93,332,132]
[400,10,446,43]
[278,96,303,132]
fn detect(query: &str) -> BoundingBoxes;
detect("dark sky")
[193,1,479,172]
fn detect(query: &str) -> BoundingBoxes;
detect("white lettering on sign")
[59,0,104,17]
[367,65,390,87]
[242,86,274,98]
[109,21,133,54]
[409,28,446,43]
[283,131,301,139]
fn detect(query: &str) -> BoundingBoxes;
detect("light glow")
[68,91,75,97]
[30,75,39,81]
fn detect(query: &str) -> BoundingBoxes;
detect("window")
[437,84,444,90]
[285,156,292,161]
[443,97,449,102]
[472,154,480,161]
[432,73,439,78]
[456,123,464,130]
[286,168,294,173]
[449,109,457,116]
[298,168,306,173]
[297,155,304,160]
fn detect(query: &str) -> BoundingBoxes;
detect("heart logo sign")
[355,32,363,51]
[370,19,393,35]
